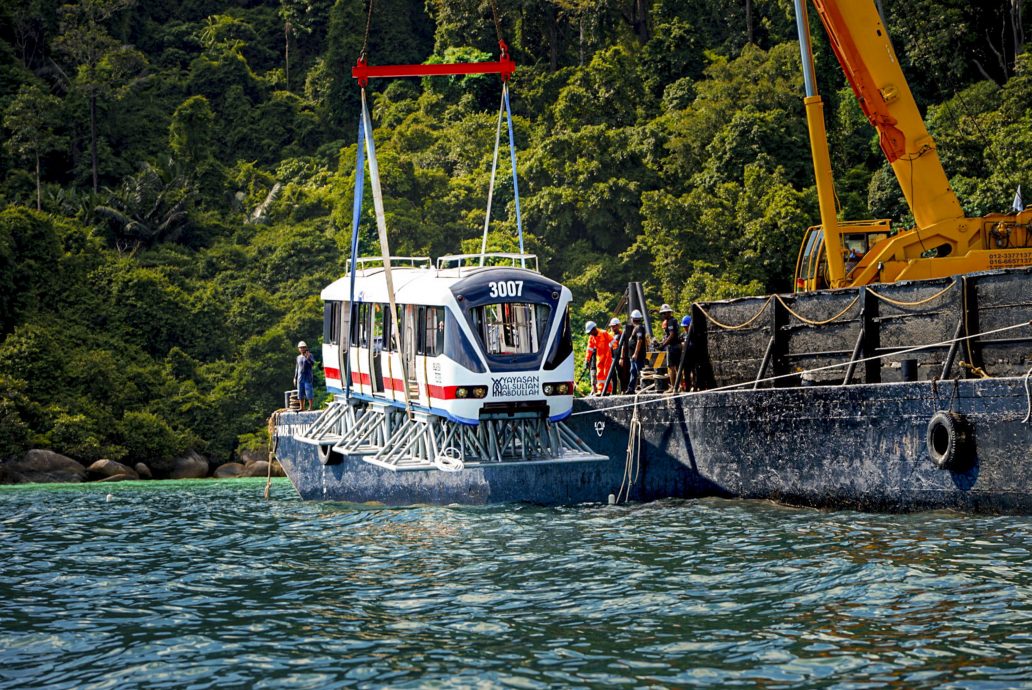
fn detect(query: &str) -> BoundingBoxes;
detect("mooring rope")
[614,393,642,504]
[775,294,860,326]
[265,409,288,499]
[1023,365,1032,424]
[695,297,772,330]
[866,280,957,308]
[570,319,1032,417]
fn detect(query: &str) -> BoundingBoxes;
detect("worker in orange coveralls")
[584,321,614,395]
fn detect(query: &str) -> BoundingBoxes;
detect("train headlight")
[543,384,554,395]
[557,383,569,394]
[473,386,487,398]
[455,387,468,398]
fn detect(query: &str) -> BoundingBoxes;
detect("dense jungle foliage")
[1,0,1030,467]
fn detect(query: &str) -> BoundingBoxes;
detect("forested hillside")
[1,0,1030,467]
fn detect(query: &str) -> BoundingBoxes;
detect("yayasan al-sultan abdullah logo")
[491,375,540,397]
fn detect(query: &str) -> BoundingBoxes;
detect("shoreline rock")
[213,462,245,479]
[88,459,139,481]
[170,451,209,479]
[0,450,87,484]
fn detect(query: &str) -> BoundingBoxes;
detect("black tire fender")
[926,411,975,471]
[318,444,342,466]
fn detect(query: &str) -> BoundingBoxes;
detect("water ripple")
[3,481,1032,688]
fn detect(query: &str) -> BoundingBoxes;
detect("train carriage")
[298,254,600,473]
[320,254,575,424]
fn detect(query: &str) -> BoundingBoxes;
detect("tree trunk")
[89,90,98,194]
[35,153,41,211]
[579,14,584,66]
[746,0,753,45]
[635,0,650,43]
[285,20,291,90]
[546,4,558,72]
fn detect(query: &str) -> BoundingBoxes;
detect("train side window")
[323,301,342,346]
[444,310,486,373]
[354,303,369,348]
[419,306,444,357]
[543,306,572,370]
[372,303,386,354]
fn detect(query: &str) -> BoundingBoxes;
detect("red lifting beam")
[353,42,515,87]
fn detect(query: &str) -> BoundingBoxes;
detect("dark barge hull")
[275,267,1032,511]
[274,376,1032,511]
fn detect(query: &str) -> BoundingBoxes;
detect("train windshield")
[471,303,550,357]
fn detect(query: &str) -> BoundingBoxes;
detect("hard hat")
[630,309,643,321]
[297,341,308,348]
[659,304,673,313]
[608,317,621,327]
[584,320,597,334]
[681,315,692,327]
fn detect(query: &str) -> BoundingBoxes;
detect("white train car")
[320,254,575,425]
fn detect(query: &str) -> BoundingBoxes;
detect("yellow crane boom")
[792,0,1032,291]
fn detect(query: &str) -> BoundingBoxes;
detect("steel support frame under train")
[296,399,604,471]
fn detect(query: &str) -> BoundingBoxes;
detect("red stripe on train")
[325,367,341,380]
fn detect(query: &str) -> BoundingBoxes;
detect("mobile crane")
[792,0,1032,291]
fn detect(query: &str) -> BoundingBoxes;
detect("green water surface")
[2,480,1032,689]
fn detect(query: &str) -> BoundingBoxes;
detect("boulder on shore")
[88,459,139,481]
[239,449,267,466]
[96,473,133,483]
[214,462,245,479]
[0,450,87,484]
[134,463,153,479]
[242,460,286,478]
[170,451,209,479]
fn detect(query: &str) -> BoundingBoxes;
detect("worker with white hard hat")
[584,320,613,396]
[294,340,316,411]
[608,316,627,393]
[623,309,648,394]
[657,304,681,392]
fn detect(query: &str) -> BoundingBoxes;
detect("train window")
[444,310,486,373]
[418,306,444,356]
[372,303,386,354]
[543,306,573,370]
[354,303,369,348]
[471,303,550,357]
[323,301,342,345]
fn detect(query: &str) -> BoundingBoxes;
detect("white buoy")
[608,493,616,505]
[106,494,114,502]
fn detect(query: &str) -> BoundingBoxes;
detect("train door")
[351,302,369,392]
[371,303,385,393]
[339,301,350,385]
[403,305,418,398]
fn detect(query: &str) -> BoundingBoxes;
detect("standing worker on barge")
[658,304,681,392]
[294,341,316,411]
[585,321,614,395]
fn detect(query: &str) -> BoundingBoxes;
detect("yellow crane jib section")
[804,94,844,285]
[809,0,964,230]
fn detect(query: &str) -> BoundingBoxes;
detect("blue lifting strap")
[346,113,366,398]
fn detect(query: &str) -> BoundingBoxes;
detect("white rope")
[614,394,642,504]
[434,446,465,472]
[360,89,412,413]
[1023,365,1032,424]
[479,88,506,266]
[571,319,1032,417]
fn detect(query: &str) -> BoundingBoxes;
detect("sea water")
[2,479,1032,689]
